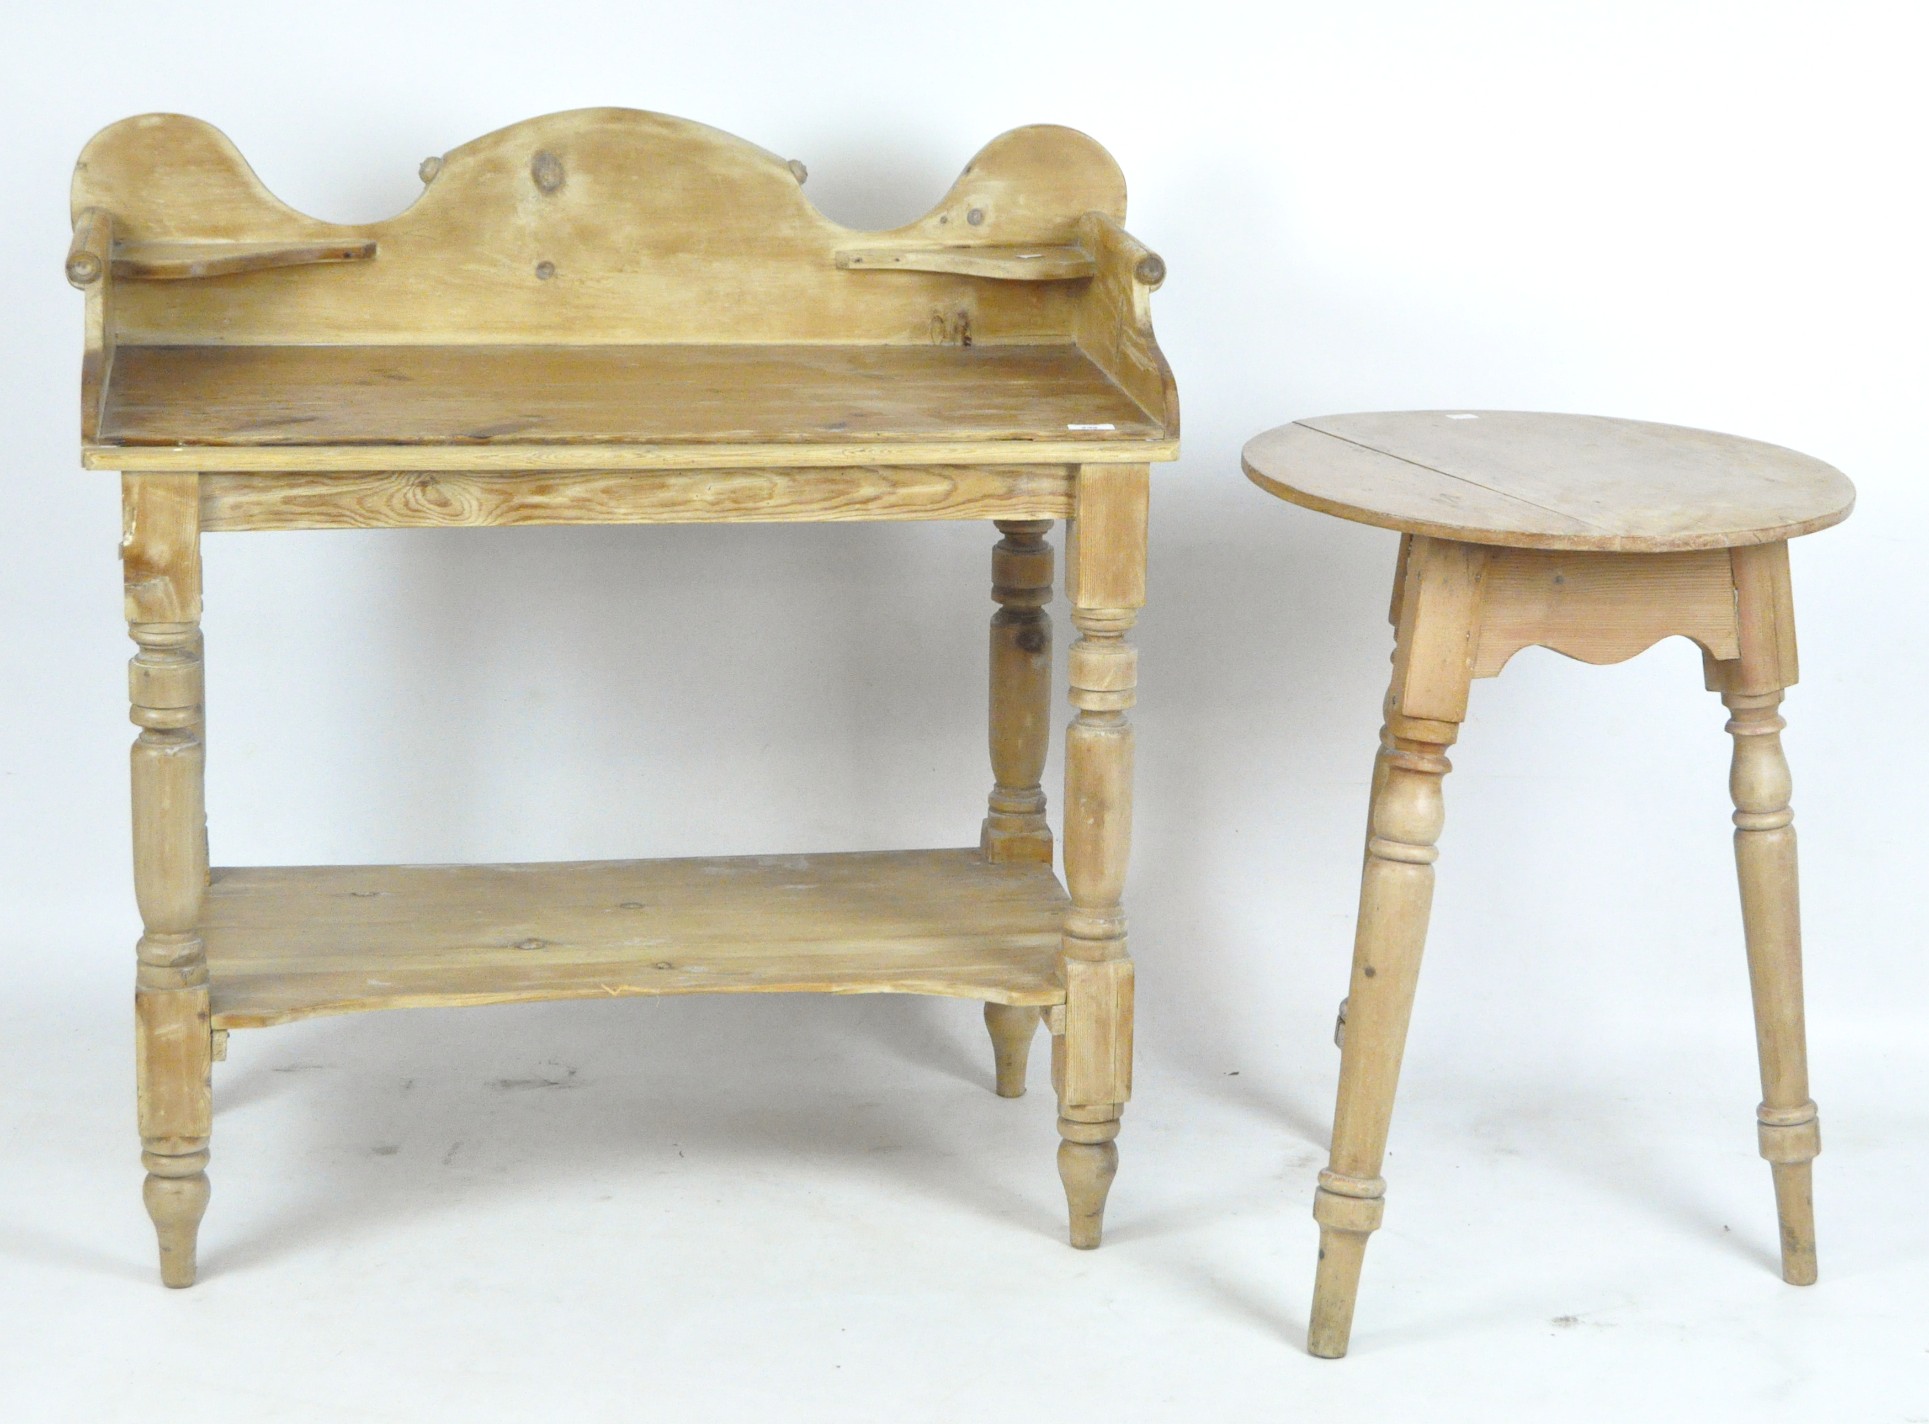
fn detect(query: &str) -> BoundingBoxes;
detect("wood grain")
[981,521,1056,863]
[835,244,1095,280]
[203,850,1071,1029]
[112,238,377,280]
[1293,460,1841,1352]
[1244,412,1854,552]
[98,343,1163,451]
[72,111,1128,347]
[201,466,1075,531]
[67,206,111,287]
[124,473,212,1288]
[75,108,1177,1285]
[1472,546,1742,675]
[1073,214,1177,440]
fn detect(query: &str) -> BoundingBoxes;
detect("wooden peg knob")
[67,207,109,288]
[419,155,443,184]
[1134,252,1166,287]
[787,158,808,184]
[531,151,565,194]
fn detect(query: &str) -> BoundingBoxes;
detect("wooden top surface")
[1242,411,1854,551]
[97,342,1164,454]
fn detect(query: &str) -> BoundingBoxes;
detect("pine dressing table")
[67,109,1177,1286]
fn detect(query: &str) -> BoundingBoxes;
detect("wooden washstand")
[70,109,1177,1285]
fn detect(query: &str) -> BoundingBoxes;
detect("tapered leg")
[1714,542,1818,1285]
[1724,685,1818,1283]
[1309,720,1454,1356]
[1308,535,1479,1357]
[1054,467,1146,1248]
[125,475,213,1287]
[984,1002,1040,1098]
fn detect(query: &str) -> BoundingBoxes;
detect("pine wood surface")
[82,108,1170,1282]
[198,466,1077,531]
[97,342,1162,451]
[1243,411,1853,551]
[70,112,1126,346]
[1290,515,1840,1356]
[834,244,1096,280]
[203,849,1070,1029]
[71,111,1179,469]
[111,238,378,280]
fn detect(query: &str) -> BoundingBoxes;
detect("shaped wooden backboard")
[71,109,1137,348]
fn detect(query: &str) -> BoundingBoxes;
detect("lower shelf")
[204,847,1068,1029]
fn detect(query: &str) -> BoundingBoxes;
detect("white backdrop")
[3,2,1924,1419]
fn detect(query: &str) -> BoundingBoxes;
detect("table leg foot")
[1056,1116,1120,1249]
[142,1144,210,1288]
[983,1002,1038,1098]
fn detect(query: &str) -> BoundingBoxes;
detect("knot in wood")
[530,151,565,194]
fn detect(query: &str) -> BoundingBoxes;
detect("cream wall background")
[2,1,1923,1419]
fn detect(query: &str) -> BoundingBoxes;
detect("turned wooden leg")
[1337,712,1397,1052]
[1337,546,1411,1057]
[981,519,1055,866]
[1054,467,1145,1249]
[978,521,1053,1099]
[1309,535,1478,1357]
[1310,719,1454,1355]
[1716,542,1818,1285]
[125,475,213,1287]
[983,1003,1040,1098]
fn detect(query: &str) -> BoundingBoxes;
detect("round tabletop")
[1242,411,1855,552]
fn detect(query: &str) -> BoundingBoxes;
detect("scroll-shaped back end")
[71,109,1131,347]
